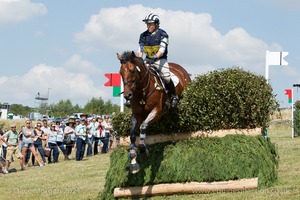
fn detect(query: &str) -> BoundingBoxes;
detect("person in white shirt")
[101,116,112,153]
[75,119,87,161]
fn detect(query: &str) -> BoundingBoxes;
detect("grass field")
[1,123,300,199]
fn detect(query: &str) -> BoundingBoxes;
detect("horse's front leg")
[129,116,140,174]
[138,109,161,156]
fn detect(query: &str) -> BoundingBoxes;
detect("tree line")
[0,97,121,118]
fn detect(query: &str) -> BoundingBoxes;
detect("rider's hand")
[148,55,158,64]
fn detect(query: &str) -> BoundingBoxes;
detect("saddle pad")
[170,72,179,87]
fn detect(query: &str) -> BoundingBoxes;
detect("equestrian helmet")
[142,13,160,24]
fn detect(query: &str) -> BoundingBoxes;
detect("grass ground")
[0,150,110,200]
[1,123,300,199]
[145,125,300,200]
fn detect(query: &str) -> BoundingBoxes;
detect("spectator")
[101,116,112,153]
[87,118,96,157]
[18,126,24,152]
[41,120,51,148]
[59,121,66,132]
[75,118,87,161]
[108,118,116,150]
[0,124,24,173]
[22,120,43,168]
[0,162,3,174]
[1,126,7,159]
[55,123,68,160]
[64,118,76,159]
[31,122,46,165]
[1,139,7,159]
[46,123,59,163]
[0,127,3,156]
[93,117,103,155]
[86,126,93,157]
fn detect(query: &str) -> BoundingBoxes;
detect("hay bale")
[99,135,278,200]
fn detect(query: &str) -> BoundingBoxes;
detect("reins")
[131,59,161,105]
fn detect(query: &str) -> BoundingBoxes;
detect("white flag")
[267,51,288,66]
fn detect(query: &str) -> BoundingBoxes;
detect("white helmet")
[142,13,160,24]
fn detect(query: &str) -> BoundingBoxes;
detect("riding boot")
[166,80,179,108]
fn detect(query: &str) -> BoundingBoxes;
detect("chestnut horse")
[117,51,191,173]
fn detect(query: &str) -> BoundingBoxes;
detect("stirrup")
[171,96,179,108]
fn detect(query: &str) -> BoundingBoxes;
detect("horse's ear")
[131,51,136,58]
[117,53,122,61]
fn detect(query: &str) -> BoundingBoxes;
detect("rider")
[137,13,179,108]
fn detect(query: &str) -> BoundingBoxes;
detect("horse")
[117,51,191,173]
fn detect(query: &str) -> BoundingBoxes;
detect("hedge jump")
[114,178,258,198]
[118,128,261,146]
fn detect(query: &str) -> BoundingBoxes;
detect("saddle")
[148,65,179,93]
[148,65,179,109]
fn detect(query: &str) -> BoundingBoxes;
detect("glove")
[148,55,158,64]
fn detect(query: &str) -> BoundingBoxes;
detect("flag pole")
[120,77,124,113]
[265,50,269,84]
[292,88,294,138]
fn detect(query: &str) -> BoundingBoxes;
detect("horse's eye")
[131,70,136,75]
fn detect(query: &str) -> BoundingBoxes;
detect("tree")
[51,99,81,117]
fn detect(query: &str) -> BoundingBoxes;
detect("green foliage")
[295,100,300,110]
[8,104,32,116]
[111,111,132,137]
[293,100,300,136]
[99,135,279,200]
[1,97,120,118]
[50,99,78,117]
[83,97,119,115]
[111,67,278,136]
[178,67,278,132]
[112,109,183,137]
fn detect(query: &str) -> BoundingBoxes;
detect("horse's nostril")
[124,93,132,100]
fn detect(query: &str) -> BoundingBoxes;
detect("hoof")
[130,163,140,174]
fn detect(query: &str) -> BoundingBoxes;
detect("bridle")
[122,60,151,93]
[121,59,161,106]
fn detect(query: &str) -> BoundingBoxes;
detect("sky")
[1,0,300,109]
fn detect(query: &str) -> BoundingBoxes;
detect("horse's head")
[117,51,144,102]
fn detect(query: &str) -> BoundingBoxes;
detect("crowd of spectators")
[0,114,115,174]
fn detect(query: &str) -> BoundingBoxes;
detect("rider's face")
[147,23,156,33]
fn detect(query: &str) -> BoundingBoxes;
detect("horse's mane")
[121,51,144,66]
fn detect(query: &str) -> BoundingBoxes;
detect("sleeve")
[138,32,146,53]
[3,131,9,138]
[159,30,169,54]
